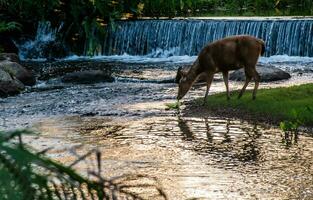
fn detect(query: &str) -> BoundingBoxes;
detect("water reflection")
[178,116,194,141]
[239,124,261,162]
[175,116,263,164]
[204,118,213,143]
[282,131,299,148]
[28,116,313,200]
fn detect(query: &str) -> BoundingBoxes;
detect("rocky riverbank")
[0,53,36,97]
[1,58,312,129]
[1,58,313,199]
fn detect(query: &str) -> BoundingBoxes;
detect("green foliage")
[279,106,312,133]
[0,20,21,53]
[1,0,312,54]
[280,120,299,132]
[280,109,304,132]
[0,21,22,33]
[0,0,59,24]
[0,129,167,200]
[165,101,181,110]
[199,83,313,126]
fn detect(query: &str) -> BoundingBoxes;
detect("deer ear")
[175,66,188,83]
[179,67,188,76]
[176,67,185,83]
[180,70,187,77]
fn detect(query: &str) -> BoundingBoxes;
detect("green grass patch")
[197,83,313,126]
[165,101,181,110]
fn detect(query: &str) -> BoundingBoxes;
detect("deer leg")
[252,70,260,100]
[222,71,230,100]
[203,73,214,105]
[238,69,252,99]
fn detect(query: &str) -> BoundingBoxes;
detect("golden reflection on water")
[24,116,313,200]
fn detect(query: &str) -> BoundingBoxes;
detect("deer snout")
[176,95,182,100]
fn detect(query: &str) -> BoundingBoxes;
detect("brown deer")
[176,35,265,104]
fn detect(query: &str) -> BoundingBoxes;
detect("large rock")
[61,70,114,84]
[0,53,20,63]
[22,60,113,80]
[229,65,291,82]
[0,69,25,97]
[0,60,36,86]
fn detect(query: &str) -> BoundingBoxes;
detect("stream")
[3,17,313,199]
[1,58,313,199]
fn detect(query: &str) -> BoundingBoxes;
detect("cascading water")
[101,19,313,57]
[18,21,67,60]
[19,18,313,61]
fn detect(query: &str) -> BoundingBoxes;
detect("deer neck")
[186,61,201,83]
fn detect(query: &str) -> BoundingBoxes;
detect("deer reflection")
[282,131,299,148]
[204,118,213,143]
[239,123,262,162]
[221,119,232,144]
[177,116,194,141]
[177,116,262,163]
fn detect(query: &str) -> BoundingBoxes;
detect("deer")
[176,35,265,104]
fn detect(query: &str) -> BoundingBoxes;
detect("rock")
[0,68,13,83]
[0,53,20,63]
[229,65,291,82]
[0,69,25,97]
[61,70,114,84]
[0,61,36,86]
[22,60,113,80]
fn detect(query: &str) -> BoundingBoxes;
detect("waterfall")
[101,19,313,57]
[18,21,66,60]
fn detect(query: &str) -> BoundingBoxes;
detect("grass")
[197,83,313,126]
[165,101,181,110]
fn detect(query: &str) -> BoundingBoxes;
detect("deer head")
[176,67,192,100]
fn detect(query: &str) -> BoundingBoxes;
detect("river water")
[3,16,313,199]
[1,55,313,199]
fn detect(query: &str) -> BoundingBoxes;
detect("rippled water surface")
[1,61,313,199]
[24,116,313,199]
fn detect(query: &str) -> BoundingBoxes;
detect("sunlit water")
[1,58,313,199]
[24,116,313,199]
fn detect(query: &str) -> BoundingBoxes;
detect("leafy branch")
[0,130,167,200]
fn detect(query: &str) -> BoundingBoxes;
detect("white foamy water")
[61,53,313,73]
[62,47,313,65]
[64,54,313,64]
[63,53,197,64]
[63,47,197,64]
[259,55,313,64]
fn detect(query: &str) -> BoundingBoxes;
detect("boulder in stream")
[0,53,37,97]
[0,68,25,97]
[61,70,114,84]
[0,53,20,63]
[0,60,36,86]
[230,64,291,82]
